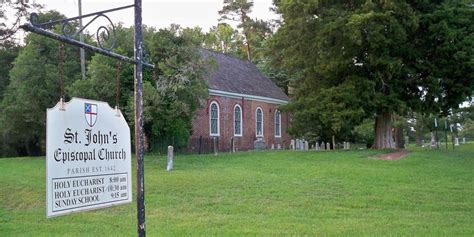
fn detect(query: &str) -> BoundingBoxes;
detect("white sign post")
[46,98,132,217]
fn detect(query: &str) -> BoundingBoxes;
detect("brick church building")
[188,50,290,152]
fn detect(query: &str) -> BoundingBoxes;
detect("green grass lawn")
[1,145,473,236]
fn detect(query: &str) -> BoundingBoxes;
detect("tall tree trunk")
[415,131,422,146]
[394,127,405,149]
[373,111,396,149]
[332,135,336,150]
[245,39,252,61]
[240,9,252,61]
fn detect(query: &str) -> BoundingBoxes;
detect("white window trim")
[208,89,288,105]
[209,101,220,136]
[234,104,243,137]
[275,110,282,138]
[255,107,264,137]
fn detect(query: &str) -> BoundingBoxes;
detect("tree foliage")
[0,42,19,100]
[0,1,41,44]
[219,0,254,60]
[69,25,209,152]
[269,0,473,148]
[1,14,208,157]
[0,11,81,156]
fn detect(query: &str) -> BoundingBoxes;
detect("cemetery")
[1,144,474,235]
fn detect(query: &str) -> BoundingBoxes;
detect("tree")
[142,27,208,150]
[203,23,243,55]
[269,1,473,149]
[70,25,209,152]
[0,11,81,156]
[219,0,254,60]
[0,41,20,100]
[0,1,40,45]
[68,24,136,108]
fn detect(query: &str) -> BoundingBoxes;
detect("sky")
[26,0,278,31]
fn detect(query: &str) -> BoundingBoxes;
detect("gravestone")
[254,138,266,150]
[230,137,235,153]
[421,139,425,147]
[271,144,275,150]
[167,146,173,171]
[463,137,466,144]
[430,132,437,149]
[326,142,331,150]
[277,143,281,150]
[455,137,460,146]
[347,142,350,150]
[213,137,218,155]
[321,142,326,150]
[290,139,295,150]
[343,142,347,150]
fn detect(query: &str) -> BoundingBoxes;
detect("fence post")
[198,135,202,154]
[167,145,173,171]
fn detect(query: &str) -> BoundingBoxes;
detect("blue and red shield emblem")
[84,103,98,127]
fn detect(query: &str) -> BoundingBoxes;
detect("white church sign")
[46,98,132,217]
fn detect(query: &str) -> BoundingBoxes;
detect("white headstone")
[463,137,466,144]
[347,142,350,150]
[326,142,331,150]
[455,137,460,146]
[321,142,326,150]
[271,144,275,150]
[277,143,281,150]
[167,146,174,171]
[431,132,437,149]
[290,139,295,150]
[46,98,132,217]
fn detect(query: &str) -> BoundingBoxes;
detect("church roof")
[200,49,289,102]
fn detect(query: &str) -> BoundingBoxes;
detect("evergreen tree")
[0,1,40,45]
[0,11,81,156]
[269,1,473,148]
[0,41,20,100]
[219,0,254,60]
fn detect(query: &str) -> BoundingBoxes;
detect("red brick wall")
[188,95,291,152]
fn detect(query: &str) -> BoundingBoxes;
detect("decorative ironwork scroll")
[21,4,153,68]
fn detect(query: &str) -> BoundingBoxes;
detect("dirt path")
[372,149,410,160]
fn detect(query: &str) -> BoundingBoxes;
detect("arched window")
[234,104,242,136]
[209,101,219,136]
[275,110,281,137]
[256,107,263,137]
